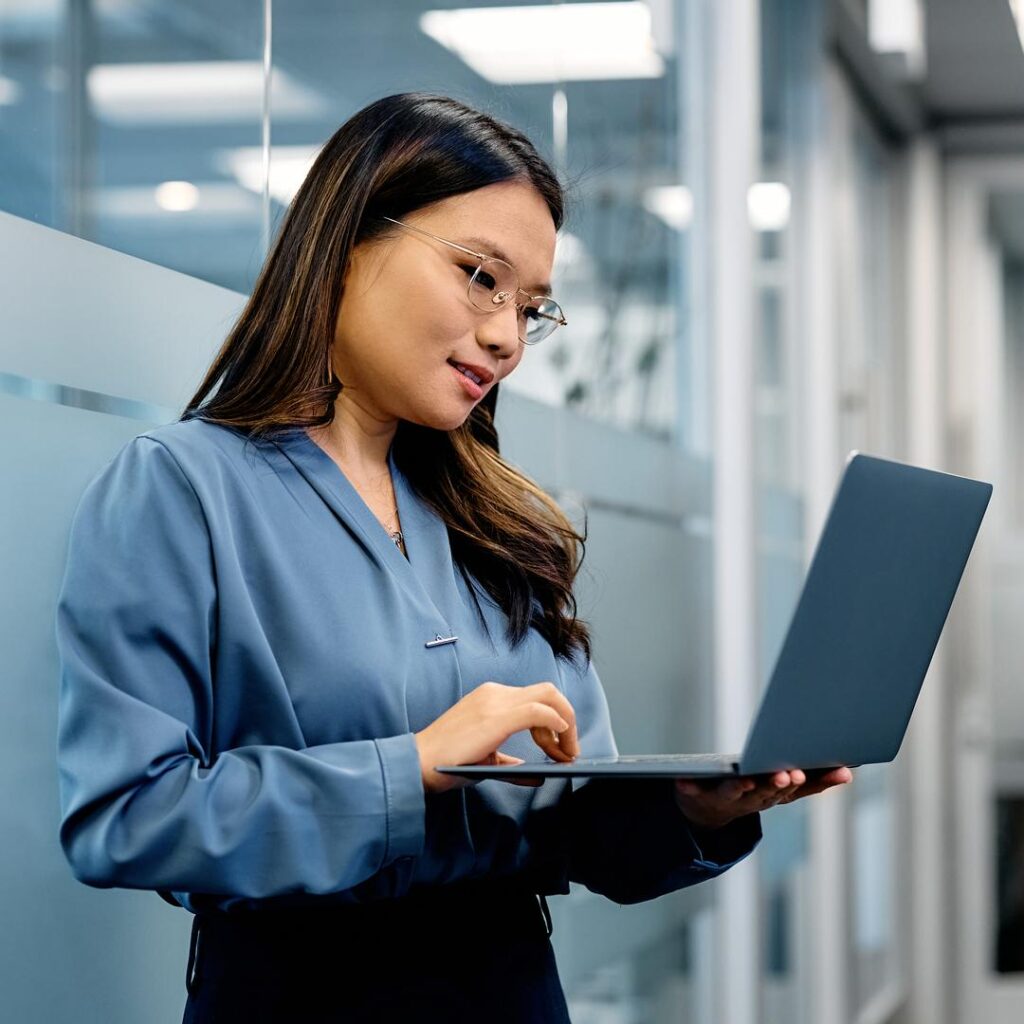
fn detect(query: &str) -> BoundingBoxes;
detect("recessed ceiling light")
[87,62,328,124]
[643,185,694,231]
[420,2,665,84]
[215,145,321,205]
[747,182,791,231]
[551,230,593,281]
[1010,0,1024,54]
[0,74,21,105]
[867,0,926,78]
[95,183,260,219]
[154,181,200,212]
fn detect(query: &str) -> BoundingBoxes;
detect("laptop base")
[435,752,742,781]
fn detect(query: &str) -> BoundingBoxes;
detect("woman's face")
[330,180,558,431]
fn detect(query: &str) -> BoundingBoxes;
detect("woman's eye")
[460,264,496,290]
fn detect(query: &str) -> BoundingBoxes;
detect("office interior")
[4,0,1024,1021]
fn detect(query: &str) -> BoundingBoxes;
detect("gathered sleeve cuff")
[373,732,428,862]
[564,775,761,904]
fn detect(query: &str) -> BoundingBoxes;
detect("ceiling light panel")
[87,61,328,124]
[420,2,665,84]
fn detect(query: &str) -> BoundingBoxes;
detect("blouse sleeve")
[559,657,762,906]
[55,436,425,900]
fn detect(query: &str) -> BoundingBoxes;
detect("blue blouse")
[54,418,760,915]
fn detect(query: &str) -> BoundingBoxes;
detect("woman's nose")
[475,303,521,358]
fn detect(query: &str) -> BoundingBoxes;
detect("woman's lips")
[449,361,484,399]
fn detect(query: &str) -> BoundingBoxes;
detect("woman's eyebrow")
[461,236,552,294]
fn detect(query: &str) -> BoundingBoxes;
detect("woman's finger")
[774,783,804,805]
[714,766,853,809]
[720,777,756,801]
[783,767,854,802]
[751,786,788,810]
[522,683,580,757]
[527,721,573,762]
[770,768,805,804]
[491,751,545,787]
[789,778,848,801]
[734,776,795,810]
[722,773,788,809]
[676,769,835,822]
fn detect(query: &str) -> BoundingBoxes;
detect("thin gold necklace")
[314,432,404,552]
[382,505,405,551]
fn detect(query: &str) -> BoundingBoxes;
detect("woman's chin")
[400,405,476,432]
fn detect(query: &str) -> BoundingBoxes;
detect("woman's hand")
[672,767,854,830]
[414,681,579,794]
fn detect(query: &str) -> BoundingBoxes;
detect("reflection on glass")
[0,3,266,292]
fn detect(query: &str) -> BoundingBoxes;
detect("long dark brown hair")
[180,92,592,667]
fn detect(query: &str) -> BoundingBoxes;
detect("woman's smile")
[448,359,485,399]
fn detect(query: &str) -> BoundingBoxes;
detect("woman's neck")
[308,398,397,476]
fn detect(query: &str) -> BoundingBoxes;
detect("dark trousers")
[181,878,571,1023]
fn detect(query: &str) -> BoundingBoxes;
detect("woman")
[54,91,851,1023]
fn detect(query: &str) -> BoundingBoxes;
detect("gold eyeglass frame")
[380,216,567,345]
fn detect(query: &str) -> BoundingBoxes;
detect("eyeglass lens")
[467,259,564,344]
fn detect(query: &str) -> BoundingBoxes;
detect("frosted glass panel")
[1,210,243,409]
[1,392,191,1024]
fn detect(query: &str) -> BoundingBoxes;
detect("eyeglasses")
[380,216,567,345]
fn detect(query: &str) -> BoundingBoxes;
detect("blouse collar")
[270,426,464,631]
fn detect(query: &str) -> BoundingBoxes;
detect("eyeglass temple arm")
[381,216,489,261]
[520,304,567,325]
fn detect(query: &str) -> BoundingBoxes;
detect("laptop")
[436,452,993,781]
